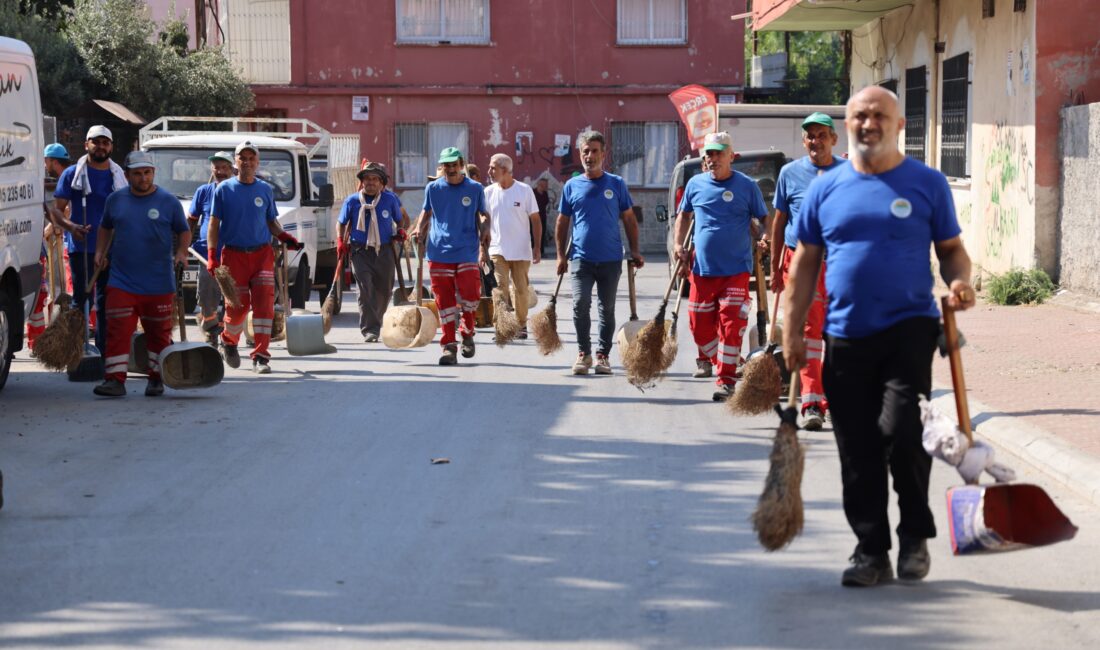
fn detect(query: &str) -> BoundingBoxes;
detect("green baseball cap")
[438,146,463,164]
[208,151,234,164]
[802,112,834,130]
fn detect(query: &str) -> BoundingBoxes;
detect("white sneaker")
[572,353,593,375]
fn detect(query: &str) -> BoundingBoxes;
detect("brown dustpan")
[391,240,414,306]
[940,297,1077,555]
[615,261,647,352]
[381,241,438,348]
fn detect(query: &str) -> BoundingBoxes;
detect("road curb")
[930,388,1100,507]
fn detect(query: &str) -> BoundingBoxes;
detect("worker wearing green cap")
[188,151,236,344]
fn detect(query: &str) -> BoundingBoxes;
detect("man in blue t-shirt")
[207,141,303,374]
[785,86,977,588]
[673,132,769,401]
[556,130,644,375]
[91,152,191,398]
[768,112,849,429]
[415,147,489,365]
[54,125,128,355]
[337,161,406,342]
[188,151,235,344]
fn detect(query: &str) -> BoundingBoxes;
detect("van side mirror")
[655,205,668,223]
[304,183,334,207]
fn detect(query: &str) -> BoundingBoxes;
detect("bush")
[985,268,1056,305]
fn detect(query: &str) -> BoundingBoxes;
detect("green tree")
[17,0,76,23]
[745,29,847,105]
[1,4,91,115]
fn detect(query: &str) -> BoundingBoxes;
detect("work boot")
[439,344,458,366]
[712,384,734,402]
[93,378,126,397]
[802,405,825,431]
[363,332,379,343]
[204,329,219,347]
[461,333,476,358]
[516,327,528,340]
[253,357,271,374]
[220,342,241,369]
[693,359,713,378]
[897,537,931,581]
[144,378,164,397]
[572,352,592,375]
[594,352,612,375]
[842,548,894,587]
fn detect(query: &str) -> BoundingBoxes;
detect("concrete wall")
[1058,103,1100,294]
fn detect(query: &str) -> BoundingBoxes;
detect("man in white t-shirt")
[484,153,542,338]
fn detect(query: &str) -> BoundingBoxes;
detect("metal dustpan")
[382,241,438,349]
[128,330,148,374]
[615,261,668,352]
[68,263,105,382]
[161,266,223,389]
[279,244,335,356]
[940,297,1076,555]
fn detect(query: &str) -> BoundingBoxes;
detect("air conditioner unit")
[751,53,788,89]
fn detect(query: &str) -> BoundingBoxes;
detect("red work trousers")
[429,261,481,348]
[104,287,174,383]
[689,273,750,387]
[781,246,828,413]
[221,246,276,360]
[26,256,48,349]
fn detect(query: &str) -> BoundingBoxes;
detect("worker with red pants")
[91,152,191,397]
[673,132,769,402]
[769,112,848,430]
[207,140,303,374]
[415,146,490,366]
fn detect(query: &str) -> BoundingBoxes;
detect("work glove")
[207,248,219,274]
[336,238,349,259]
[394,228,408,243]
[277,231,304,251]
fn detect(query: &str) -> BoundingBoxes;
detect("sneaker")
[363,332,379,343]
[93,378,126,397]
[572,352,593,375]
[594,353,612,375]
[204,330,219,346]
[144,378,164,397]
[252,357,271,374]
[897,538,931,581]
[802,405,825,431]
[842,548,894,587]
[516,327,528,340]
[712,384,734,402]
[693,359,713,378]
[439,345,458,366]
[461,334,476,358]
[220,343,241,369]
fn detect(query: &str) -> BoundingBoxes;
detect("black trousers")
[823,316,939,555]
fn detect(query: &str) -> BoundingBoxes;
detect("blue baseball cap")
[44,143,69,160]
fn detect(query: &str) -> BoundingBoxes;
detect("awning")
[91,99,146,125]
[752,0,914,32]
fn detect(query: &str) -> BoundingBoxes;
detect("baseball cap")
[123,151,156,170]
[802,112,835,130]
[44,143,69,160]
[235,140,259,156]
[208,151,234,164]
[702,132,732,152]
[86,125,113,141]
[437,146,462,164]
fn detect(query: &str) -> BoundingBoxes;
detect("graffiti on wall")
[982,121,1033,260]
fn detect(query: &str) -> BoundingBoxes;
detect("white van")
[0,37,45,391]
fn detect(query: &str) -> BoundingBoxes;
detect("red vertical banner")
[668,84,718,151]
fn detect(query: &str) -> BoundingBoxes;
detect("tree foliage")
[2,4,90,115]
[745,30,847,105]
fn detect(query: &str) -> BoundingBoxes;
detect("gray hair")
[490,153,513,172]
[576,130,606,150]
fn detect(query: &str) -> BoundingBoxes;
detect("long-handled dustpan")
[381,240,438,349]
[68,235,110,382]
[280,243,336,356]
[940,297,1077,555]
[391,240,414,306]
[160,264,223,389]
[615,260,644,352]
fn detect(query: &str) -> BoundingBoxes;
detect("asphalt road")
[1,259,1097,649]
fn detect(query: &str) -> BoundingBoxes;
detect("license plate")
[182,269,199,283]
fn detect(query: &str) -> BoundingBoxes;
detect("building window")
[617,0,687,45]
[225,0,291,84]
[904,66,926,163]
[940,53,970,178]
[982,0,995,18]
[1014,0,1027,12]
[611,122,679,187]
[394,122,470,187]
[879,79,898,94]
[396,0,490,45]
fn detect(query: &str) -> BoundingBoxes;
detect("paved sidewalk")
[929,289,1100,505]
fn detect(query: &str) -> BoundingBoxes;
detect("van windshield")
[146,148,295,202]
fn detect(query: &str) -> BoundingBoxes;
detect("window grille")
[225,0,291,84]
[1014,0,1026,12]
[394,122,470,187]
[617,0,687,45]
[982,0,995,18]
[940,53,970,178]
[397,0,490,44]
[904,66,926,162]
[611,122,678,187]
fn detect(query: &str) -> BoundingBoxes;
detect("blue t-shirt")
[774,156,848,249]
[338,191,402,246]
[188,182,215,250]
[558,172,632,263]
[100,187,189,295]
[211,177,278,248]
[422,177,486,263]
[797,157,962,339]
[55,164,114,254]
[678,171,768,277]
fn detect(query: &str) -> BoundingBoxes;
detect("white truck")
[138,117,360,312]
[0,37,45,392]
[716,103,848,160]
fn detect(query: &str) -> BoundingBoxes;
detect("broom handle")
[753,245,769,345]
[188,247,208,266]
[627,260,638,320]
[280,242,290,314]
[327,227,353,304]
[549,271,565,304]
[84,229,114,294]
[661,219,695,309]
[786,366,801,409]
[415,239,425,308]
[175,263,188,342]
[392,240,408,295]
[941,297,972,444]
[767,287,782,345]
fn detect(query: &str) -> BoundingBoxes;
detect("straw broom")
[321,227,352,333]
[622,256,685,389]
[728,250,783,415]
[752,374,806,551]
[659,230,694,373]
[492,287,522,347]
[189,248,240,309]
[530,272,565,355]
[31,294,85,371]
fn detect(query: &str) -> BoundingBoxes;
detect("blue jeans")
[570,258,622,356]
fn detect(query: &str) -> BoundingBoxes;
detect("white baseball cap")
[86,125,113,141]
[702,132,732,152]
[235,140,259,156]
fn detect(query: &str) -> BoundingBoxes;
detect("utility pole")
[195,0,207,47]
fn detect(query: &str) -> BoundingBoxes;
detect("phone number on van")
[0,181,36,204]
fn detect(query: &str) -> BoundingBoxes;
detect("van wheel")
[290,259,310,310]
[0,289,15,392]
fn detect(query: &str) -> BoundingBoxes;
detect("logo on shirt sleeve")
[254,197,264,207]
[721,190,734,202]
[890,197,913,219]
[603,189,614,200]
[147,208,160,220]
[462,196,472,207]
